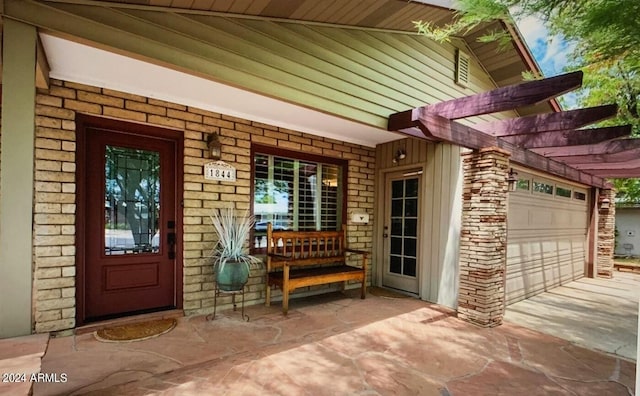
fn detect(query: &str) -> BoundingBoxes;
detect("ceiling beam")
[417,115,609,188]
[474,104,617,136]
[500,125,631,149]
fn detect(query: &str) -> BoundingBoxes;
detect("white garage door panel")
[506,175,588,305]
[506,234,586,303]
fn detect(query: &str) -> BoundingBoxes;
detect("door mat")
[94,318,177,343]
[368,287,411,299]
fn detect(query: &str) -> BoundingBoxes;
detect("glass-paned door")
[83,127,178,322]
[382,172,421,294]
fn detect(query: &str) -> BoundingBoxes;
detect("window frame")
[250,144,349,251]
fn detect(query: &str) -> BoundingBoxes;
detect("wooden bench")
[265,223,368,315]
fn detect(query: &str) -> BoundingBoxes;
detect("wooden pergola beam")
[388,71,583,129]
[572,158,640,171]
[531,134,638,156]
[501,125,631,149]
[474,104,617,136]
[547,142,640,164]
[584,168,640,178]
[419,115,609,188]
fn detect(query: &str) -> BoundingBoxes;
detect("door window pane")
[404,258,417,277]
[404,219,417,237]
[391,237,402,255]
[391,218,403,235]
[404,238,417,257]
[405,198,418,217]
[390,256,402,274]
[391,200,403,217]
[104,146,160,255]
[405,178,418,197]
[392,180,404,198]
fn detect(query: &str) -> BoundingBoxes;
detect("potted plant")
[210,207,260,292]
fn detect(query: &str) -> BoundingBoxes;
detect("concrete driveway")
[505,271,639,361]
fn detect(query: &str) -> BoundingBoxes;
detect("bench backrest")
[266,223,347,270]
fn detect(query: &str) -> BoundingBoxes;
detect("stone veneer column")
[457,147,510,328]
[597,189,616,278]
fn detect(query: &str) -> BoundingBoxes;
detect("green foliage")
[414,0,511,42]
[613,179,640,205]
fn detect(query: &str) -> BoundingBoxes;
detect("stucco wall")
[32,79,375,333]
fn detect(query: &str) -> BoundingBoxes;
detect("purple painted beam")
[411,115,610,188]
[585,168,640,178]
[388,71,583,129]
[532,135,639,157]
[552,146,640,164]
[571,158,640,170]
[474,104,617,136]
[426,71,583,120]
[501,125,631,149]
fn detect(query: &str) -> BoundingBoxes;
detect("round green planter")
[215,260,249,292]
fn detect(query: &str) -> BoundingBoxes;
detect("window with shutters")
[251,145,347,251]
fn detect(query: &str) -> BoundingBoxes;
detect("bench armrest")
[345,248,369,256]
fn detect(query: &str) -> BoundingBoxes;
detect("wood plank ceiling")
[388,71,638,187]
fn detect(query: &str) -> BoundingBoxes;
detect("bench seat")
[265,223,368,314]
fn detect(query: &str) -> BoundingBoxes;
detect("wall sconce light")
[207,133,222,160]
[392,149,406,164]
[599,196,611,210]
[507,168,518,192]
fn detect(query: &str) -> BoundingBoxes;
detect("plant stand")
[207,283,249,322]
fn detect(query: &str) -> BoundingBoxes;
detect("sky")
[516,15,572,77]
[516,15,578,108]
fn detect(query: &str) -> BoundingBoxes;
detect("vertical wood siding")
[375,138,462,308]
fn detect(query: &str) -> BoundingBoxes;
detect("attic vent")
[455,49,470,87]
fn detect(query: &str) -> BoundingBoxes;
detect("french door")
[382,172,421,294]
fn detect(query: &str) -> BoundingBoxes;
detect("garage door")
[506,171,589,305]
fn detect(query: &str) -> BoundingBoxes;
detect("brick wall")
[32,79,375,333]
[597,189,616,278]
[457,147,510,328]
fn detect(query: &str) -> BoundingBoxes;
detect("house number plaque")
[204,161,236,182]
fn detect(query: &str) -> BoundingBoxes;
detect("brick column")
[597,189,616,278]
[458,147,510,328]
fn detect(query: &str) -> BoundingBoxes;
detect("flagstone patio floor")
[1,286,628,395]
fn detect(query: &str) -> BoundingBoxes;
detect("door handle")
[167,232,176,259]
[383,233,389,238]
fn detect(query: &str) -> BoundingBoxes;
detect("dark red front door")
[78,117,181,323]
